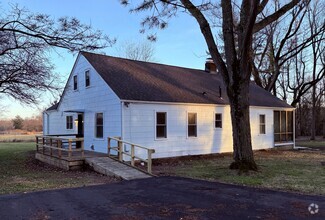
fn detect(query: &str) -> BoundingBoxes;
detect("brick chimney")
[205,58,217,73]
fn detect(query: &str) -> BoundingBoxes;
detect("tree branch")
[254,0,301,33]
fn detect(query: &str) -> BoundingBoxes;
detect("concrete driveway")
[0,177,323,220]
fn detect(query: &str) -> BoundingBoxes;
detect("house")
[43,51,295,159]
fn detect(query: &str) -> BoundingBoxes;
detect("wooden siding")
[122,103,275,159]
[44,55,122,152]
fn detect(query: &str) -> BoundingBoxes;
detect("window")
[73,75,78,90]
[85,70,90,87]
[95,113,103,138]
[274,111,293,142]
[156,112,167,138]
[188,113,197,137]
[215,113,222,128]
[66,116,73,129]
[259,114,266,134]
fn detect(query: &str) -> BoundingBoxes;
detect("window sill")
[155,137,167,141]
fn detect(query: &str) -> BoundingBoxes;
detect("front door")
[77,114,84,137]
[76,114,84,148]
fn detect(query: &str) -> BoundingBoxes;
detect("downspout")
[121,101,124,140]
[44,111,49,135]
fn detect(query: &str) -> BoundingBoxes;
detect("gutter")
[120,99,295,110]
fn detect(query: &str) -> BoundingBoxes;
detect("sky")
[0,0,209,119]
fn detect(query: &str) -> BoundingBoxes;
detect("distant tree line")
[0,115,42,133]
[295,79,325,137]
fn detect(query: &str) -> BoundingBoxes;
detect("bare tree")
[308,1,325,140]
[257,1,325,139]
[252,0,324,100]
[116,39,156,61]
[121,0,303,171]
[0,100,7,117]
[0,5,115,105]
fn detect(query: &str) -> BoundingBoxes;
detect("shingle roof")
[46,102,59,111]
[81,51,293,108]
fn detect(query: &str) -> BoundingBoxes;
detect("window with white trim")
[188,113,197,137]
[85,70,90,87]
[95,113,103,138]
[215,113,222,128]
[66,116,73,129]
[73,75,78,90]
[259,114,266,134]
[156,112,167,138]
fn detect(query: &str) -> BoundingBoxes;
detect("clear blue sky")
[1,0,209,119]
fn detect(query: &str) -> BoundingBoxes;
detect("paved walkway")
[85,157,151,180]
[0,177,323,220]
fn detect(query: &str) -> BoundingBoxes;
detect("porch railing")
[107,136,155,174]
[35,135,84,159]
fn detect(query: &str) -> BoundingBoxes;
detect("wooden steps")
[85,157,152,180]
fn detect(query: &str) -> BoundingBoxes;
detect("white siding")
[122,103,274,159]
[44,54,288,158]
[46,55,121,152]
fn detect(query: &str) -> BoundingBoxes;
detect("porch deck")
[35,135,155,179]
[35,148,108,171]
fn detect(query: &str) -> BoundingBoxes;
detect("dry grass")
[0,142,120,195]
[153,149,325,195]
[0,134,37,142]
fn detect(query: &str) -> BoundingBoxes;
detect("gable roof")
[81,51,293,108]
[46,102,59,111]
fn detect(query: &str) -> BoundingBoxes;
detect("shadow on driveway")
[0,176,323,219]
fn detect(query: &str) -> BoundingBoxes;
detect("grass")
[0,134,36,142]
[153,150,325,195]
[0,142,119,195]
[296,140,325,149]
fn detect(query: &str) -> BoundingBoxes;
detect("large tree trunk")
[177,0,299,172]
[227,72,257,171]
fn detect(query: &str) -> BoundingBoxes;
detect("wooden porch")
[35,135,107,170]
[35,135,155,179]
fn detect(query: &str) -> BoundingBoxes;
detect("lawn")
[296,139,325,150]
[153,149,325,195]
[0,142,120,195]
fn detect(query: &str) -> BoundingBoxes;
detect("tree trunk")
[297,102,302,136]
[310,55,317,140]
[227,74,257,171]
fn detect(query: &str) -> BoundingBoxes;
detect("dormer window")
[73,75,78,90]
[85,70,90,87]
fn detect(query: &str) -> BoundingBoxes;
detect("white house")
[43,52,295,159]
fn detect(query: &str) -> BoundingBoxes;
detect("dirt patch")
[152,152,232,166]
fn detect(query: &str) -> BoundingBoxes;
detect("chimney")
[205,58,217,73]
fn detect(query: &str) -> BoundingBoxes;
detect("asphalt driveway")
[0,177,323,220]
